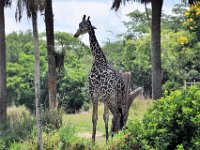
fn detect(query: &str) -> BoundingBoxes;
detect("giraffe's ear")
[92,26,97,29]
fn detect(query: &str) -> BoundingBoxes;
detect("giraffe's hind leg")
[89,84,98,144]
[103,102,109,142]
[109,106,121,133]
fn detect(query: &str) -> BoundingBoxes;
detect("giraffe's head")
[74,15,97,38]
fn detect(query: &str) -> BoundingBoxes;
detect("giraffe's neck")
[88,29,107,67]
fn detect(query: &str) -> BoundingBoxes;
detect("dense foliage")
[104,4,200,95]
[121,85,200,150]
[6,31,90,112]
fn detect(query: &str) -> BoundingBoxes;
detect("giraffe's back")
[89,65,125,105]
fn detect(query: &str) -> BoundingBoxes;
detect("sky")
[5,0,183,45]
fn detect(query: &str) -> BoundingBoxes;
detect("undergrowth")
[1,97,152,150]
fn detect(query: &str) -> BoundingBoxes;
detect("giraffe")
[74,15,127,144]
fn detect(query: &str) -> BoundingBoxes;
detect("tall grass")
[0,105,35,150]
[128,97,152,121]
[42,108,64,132]
[6,105,34,130]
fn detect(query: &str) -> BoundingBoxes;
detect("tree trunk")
[45,0,57,109]
[151,0,163,100]
[120,72,143,126]
[32,12,43,150]
[0,2,7,122]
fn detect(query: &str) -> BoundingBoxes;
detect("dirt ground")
[78,132,105,142]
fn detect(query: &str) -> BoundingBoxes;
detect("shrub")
[163,80,182,95]
[10,124,94,150]
[121,85,200,150]
[42,108,63,132]
[0,105,34,149]
[82,103,90,112]
[58,124,94,150]
[120,120,152,150]
[59,124,77,149]
[143,85,200,149]
[9,142,21,150]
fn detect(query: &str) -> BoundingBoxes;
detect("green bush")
[59,124,77,149]
[144,85,200,149]
[58,124,94,150]
[121,85,200,150]
[10,124,94,150]
[0,105,35,149]
[42,108,63,132]
[82,103,90,112]
[163,80,182,95]
[120,120,152,150]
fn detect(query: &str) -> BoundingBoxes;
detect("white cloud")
[4,0,182,45]
[52,0,126,44]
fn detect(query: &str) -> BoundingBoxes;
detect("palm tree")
[44,0,57,109]
[15,0,44,149]
[111,0,199,100]
[31,8,43,150]
[0,0,11,123]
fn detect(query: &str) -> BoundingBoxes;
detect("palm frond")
[111,0,150,11]
[38,0,46,13]
[4,0,12,7]
[15,0,46,21]
[185,0,200,5]
[111,0,200,11]
[15,0,26,21]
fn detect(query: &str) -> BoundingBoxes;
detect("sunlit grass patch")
[128,97,152,121]
[63,97,152,146]
[63,103,112,133]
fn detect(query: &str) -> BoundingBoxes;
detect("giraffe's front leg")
[92,93,98,144]
[103,102,109,142]
[89,85,98,144]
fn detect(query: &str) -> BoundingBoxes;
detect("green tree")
[103,35,151,97]
[6,31,36,109]
[111,0,199,100]
[162,4,187,32]
[54,32,91,113]
[6,31,89,113]
[123,9,151,39]
[183,2,200,40]
[178,3,200,83]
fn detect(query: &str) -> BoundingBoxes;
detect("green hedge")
[121,85,200,150]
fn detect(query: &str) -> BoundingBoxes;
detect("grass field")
[63,97,152,144]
